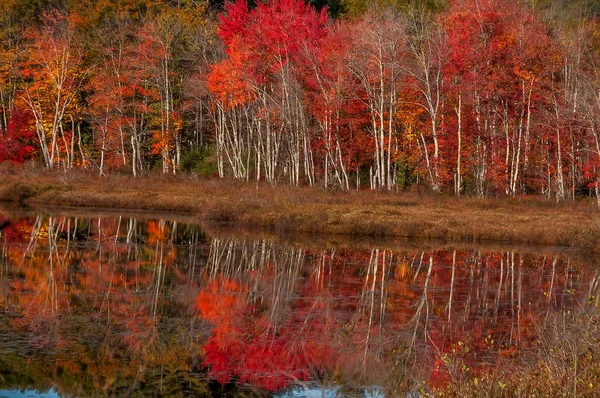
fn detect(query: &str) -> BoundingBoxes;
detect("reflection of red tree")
[2,216,596,394]
[0,219,26,242]
[422,250,577,390]
[197,277,334,391]
[0,216,194,361]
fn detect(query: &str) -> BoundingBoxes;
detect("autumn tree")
[208,0,328,185]
[0,110,36,162]
[18,10,87,169]
[0,1,23,133]
[402,8,446,191]
[301,22,369,189]
[132,9,191,174]
[572,18,600,205]
[346,9,407,190]
[443,0,561,197]
[85,1,212,175]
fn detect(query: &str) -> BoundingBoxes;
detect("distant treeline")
[2,0,600,200]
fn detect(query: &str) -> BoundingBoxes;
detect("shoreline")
[1,172,599,252]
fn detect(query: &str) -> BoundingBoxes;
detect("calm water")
[0,210,597,397]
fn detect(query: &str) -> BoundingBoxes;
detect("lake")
[0,209,598,397]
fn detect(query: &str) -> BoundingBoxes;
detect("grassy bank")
[0,170,599,251]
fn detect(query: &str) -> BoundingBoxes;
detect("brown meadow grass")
[0,167,599,252]
[429,303,600,397]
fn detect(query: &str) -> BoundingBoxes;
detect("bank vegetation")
[1,169,599,253]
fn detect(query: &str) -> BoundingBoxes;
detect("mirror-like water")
[0,210,598,397]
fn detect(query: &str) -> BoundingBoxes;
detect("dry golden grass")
[431,304,600,398]
[0,169,599,251]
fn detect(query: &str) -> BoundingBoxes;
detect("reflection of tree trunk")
[549,257,557,303]
[363,249,378,369]
[269,245,304,331]
[379,251,388,336]
[494,254,504,322]
[545,256,558,324]
[510,251,515,317]
[464,263,473,322]
[205,237,305,330]
[150,243,164,326]
[47,217,58,313]
[517,255,523,341]
[448,250,456,323]
[23,215,44,262]
[187,228,201,286]
[413,251,425,283]
[412,254,433,345]
[508,251,525,345]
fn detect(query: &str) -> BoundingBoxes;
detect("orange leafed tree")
[18,10,87,170]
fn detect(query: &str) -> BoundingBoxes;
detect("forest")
[2,0,600,200]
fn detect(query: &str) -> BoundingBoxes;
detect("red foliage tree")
[207,0,329,185]
[442,0,561,196]
[0,110,36,162]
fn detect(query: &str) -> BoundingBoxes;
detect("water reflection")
[0,212,597,396]
[0,390,59,398]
